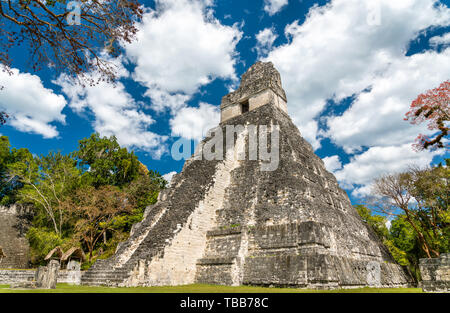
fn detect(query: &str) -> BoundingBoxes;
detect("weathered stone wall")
[221,89,287,123]
[62,260,82,285]
[0,269,85,285]
[194,101,411,289]
[220,62,287,122]
[420,253,450,292]
[0,205,31,269]
[0,270,35,285]
[249,89,287,114]
[221,105,242,124]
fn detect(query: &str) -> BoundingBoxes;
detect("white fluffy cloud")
[430,33,450,47]
[264,0,288,15]
[255,28,278,58]
[0,68,66,138]
[322,155,342,173]
[55,67,167,158]
[125,0,242,112]
[263,0,450,149]
[326,48,450,153]
[170,102,220,141]
[52,0,241,159]
[335,144,443,197]
[260,0,449,196]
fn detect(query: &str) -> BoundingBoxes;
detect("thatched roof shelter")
[44,246,64,261]
[61,247,86,263]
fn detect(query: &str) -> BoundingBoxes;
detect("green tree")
[355,204,422,281]
[0,136,14,203]
[61,185,134,261]
[26,226,69,265]
[8,151,80,236]
[0,136,28,205]
[390,217,420,257]
[369,162,449,258]
[408,162,450,254]
[0,136,10,171]
[76,133,140,187]
[354,204,389,239]
[389,216,423,280]
[120,166,166,231]
[2,133,166,267]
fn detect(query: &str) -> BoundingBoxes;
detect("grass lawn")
[0,283,422,293]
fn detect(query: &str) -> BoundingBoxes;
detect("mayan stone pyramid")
[82,62,411,289]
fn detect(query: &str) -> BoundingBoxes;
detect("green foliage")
[354,204,430,281]
[98,232,129,260]
[354,205,389,239]
[26,227,70,266]
[75,133,140,188]
[8,151,80,236]
[389,216,425,281]
[371,161,449,259]
[410,163,450,254]
[383,240,409,267]
[0,136,11,176]
[389,217,418,254]
[119,170,166,232]
[1,133,165,267]
[63,185,135,260]
[0,136,29,205]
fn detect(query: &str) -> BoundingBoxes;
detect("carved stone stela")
[81,62,411,289]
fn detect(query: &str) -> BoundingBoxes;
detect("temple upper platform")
[220,62,288,123]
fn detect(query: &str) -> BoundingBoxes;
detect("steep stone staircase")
[80,260,134,286]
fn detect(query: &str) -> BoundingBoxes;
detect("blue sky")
[0,0,449,204]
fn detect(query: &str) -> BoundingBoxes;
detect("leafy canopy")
[8,150,80,236]
[0,134,167,266]
[76,133,140,188]
[369,161,449,259]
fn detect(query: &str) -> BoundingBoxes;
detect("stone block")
[36,260,59,289]
[10,281,37,289]
[420,253,450,292]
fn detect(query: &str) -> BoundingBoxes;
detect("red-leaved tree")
[405,81,449,151]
